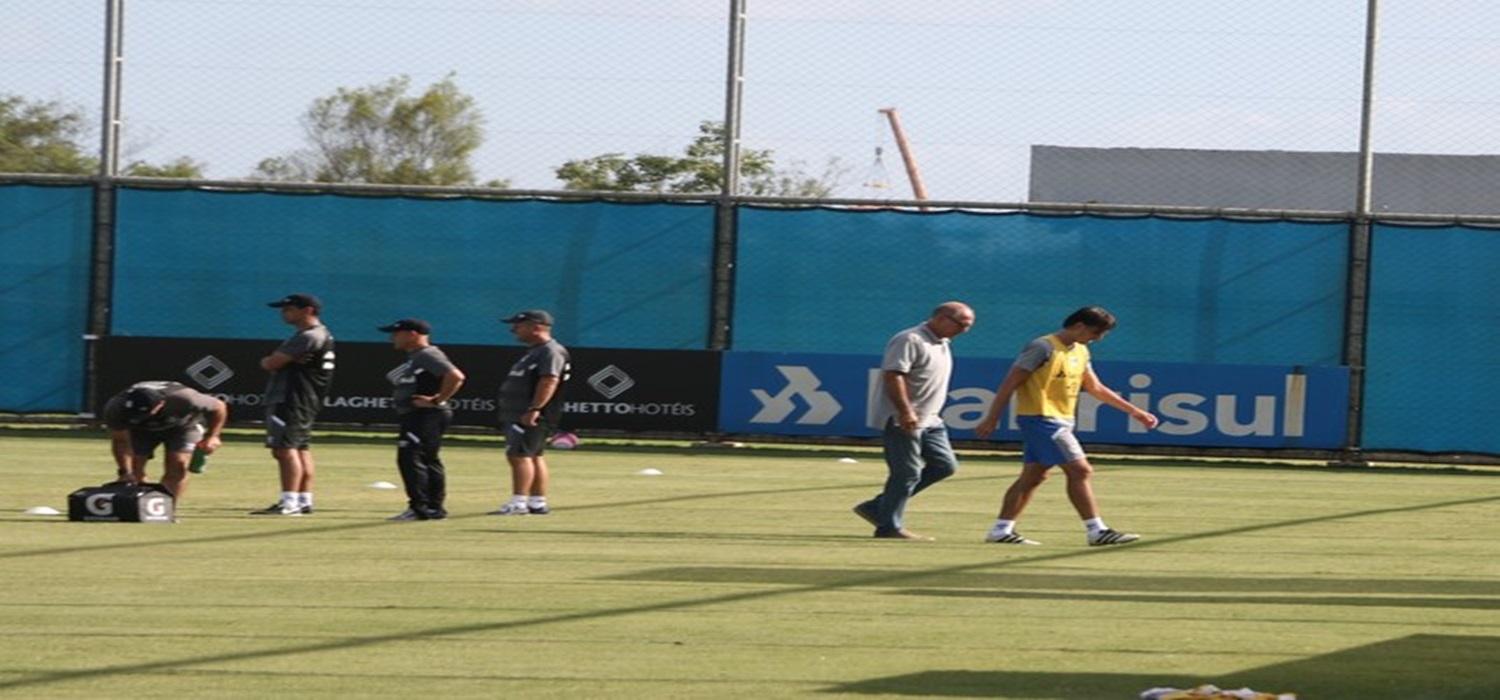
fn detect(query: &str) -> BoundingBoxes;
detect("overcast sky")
[7,1,1500,200]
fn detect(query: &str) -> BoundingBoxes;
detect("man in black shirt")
[491,310,570,516]
[380,318,466,521]
[252,293,336,516]
[102,381,228,503]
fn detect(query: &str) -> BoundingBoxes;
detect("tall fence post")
[710,0,747,351]
[84,0,126,416]
[1335,0,1381,466]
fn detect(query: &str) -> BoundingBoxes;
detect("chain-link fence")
[8,1,1500,458]
[10,1,1500,210]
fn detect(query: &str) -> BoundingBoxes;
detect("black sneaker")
[250,502,301,516]
[851,500,878,527]
[298,505,314,515]
[387,509,422,521]
[528,504,550,515]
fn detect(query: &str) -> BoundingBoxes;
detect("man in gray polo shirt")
[852,301,976,540]
[102,380,228,503]
[379,318,466,521]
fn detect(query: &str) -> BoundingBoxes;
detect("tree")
[1,93,211,178]
[123,156,206,178]
[0,94,96,174]
[554,121,844,197]
[253,75,489,186]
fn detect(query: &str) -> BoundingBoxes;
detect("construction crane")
[878,107,929,202]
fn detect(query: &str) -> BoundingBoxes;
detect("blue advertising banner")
[720,351,1349,449]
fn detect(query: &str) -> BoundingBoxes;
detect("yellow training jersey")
[1014,334,1090,418]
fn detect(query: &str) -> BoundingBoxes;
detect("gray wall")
[1030,145,1500,215]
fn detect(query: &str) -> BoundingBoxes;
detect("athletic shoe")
[487,502,531,515]
[1087,528,1141,546]
[527,504,550,515]
[249,502,301,516]
[851,500,878,527]
[298,505,314,515]
[984,532,1041,545]
[387,509,422,521]
[873,528,933,541]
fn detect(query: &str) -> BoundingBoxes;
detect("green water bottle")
[189,448,208,474]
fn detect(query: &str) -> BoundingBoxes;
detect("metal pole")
[1354,0,1379,219]
[85,0,126,416]
[100,0,124,178]
[720,0,746,199]
[1337,0,1379,466]
[709,0,747,351]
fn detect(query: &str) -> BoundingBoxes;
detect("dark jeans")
[874,420,958,534]
[397,408,452,519]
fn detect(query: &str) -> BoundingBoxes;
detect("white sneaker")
[1087,528,1141,546]
[487,502,531,515]
[984,532,1041,545]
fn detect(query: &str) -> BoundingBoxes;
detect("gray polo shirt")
[102,381,220,432]
[873,322,953,429]
[264,323,336,410]
[389,345,459,415]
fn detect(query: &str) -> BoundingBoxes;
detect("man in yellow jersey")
[974,306,1158,546]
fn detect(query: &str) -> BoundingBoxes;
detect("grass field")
[2,428,1499,699]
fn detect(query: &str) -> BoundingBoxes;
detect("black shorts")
[131,423,205,457]
[503,421,551,457]
[265,402,318,450]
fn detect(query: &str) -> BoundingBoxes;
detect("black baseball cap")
[377,318,432,335]
[267,293,322,310]
[501,309,553,326]
[122,386,165,424]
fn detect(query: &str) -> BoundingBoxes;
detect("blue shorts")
[1017,415,1086,467]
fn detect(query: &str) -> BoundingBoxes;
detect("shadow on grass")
[0,474,907,560]
[607,567,1500,610]
[826,634,1500,698]
[2,488,1498,693]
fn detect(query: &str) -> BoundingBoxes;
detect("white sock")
[1084,517,1106,533]
[990,519,1015,536]
[528,496,547,507]
[280,491,297,506]
[299,493,313,507]
[509,494,528,505]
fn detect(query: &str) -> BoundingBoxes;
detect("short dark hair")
[1062,305,1117,331]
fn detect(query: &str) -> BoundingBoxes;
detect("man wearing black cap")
[380,318,466,521]
[252,293,336,516]
[491,309,570,516]
[101,380,228,503]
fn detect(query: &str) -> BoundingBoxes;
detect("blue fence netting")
[733,207,1348,366]
[111,189,716,349]
[8,185,1498,456]
[1364,222,1500,454]
[0,184,93,412]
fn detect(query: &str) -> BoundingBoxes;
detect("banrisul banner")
[95,337,719,432]
[720,351,1350,449]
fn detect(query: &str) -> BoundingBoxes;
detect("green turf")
[2,430,1498,698]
